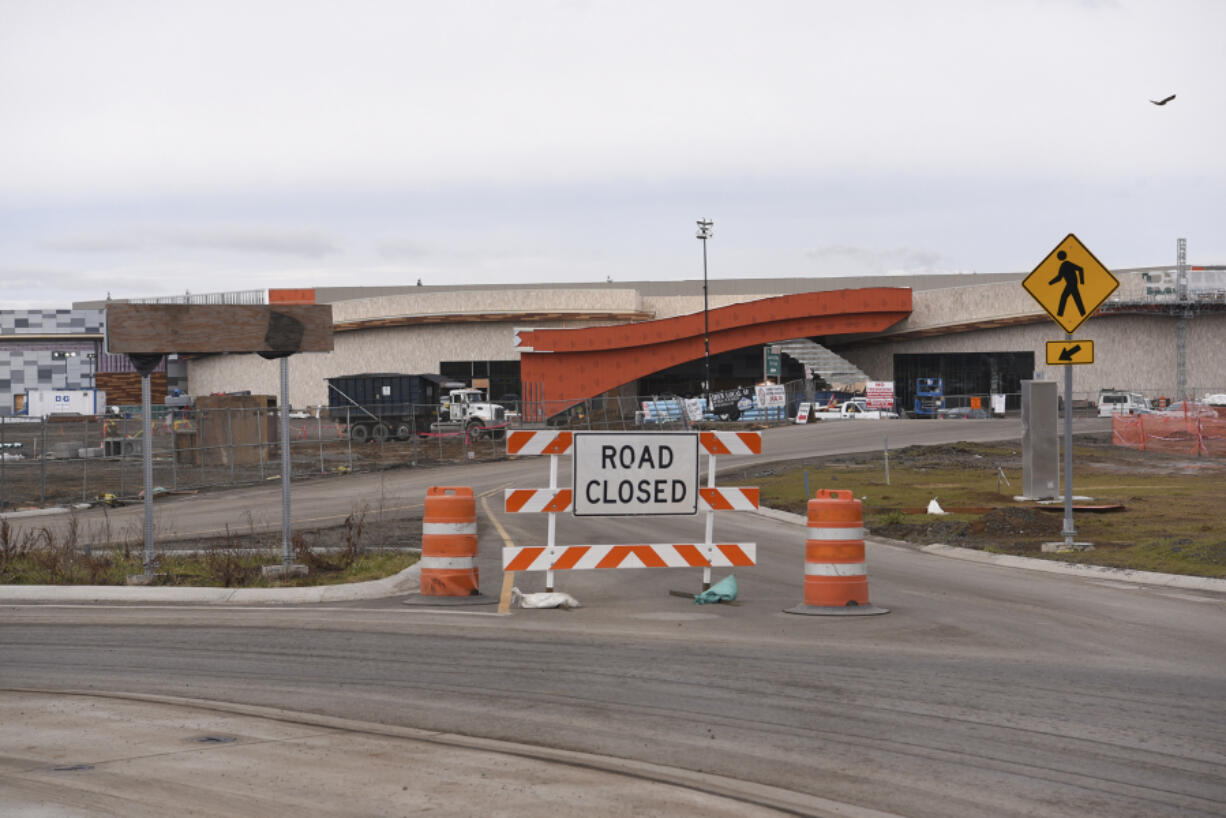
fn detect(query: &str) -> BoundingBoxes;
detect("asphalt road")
[10,415,1222,817]
[4,416,1108,545]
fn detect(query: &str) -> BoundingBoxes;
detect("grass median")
[0,509,420,587]
[730,435,1226,579]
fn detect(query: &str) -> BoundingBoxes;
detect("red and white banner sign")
[503,542,757,572]
[865,381,895,410]
[755,384,787,408]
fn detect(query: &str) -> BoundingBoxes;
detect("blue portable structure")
[914,378,944,418]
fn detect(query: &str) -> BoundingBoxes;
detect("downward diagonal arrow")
[1058,344,1082,362]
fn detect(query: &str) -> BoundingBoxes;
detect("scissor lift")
[914,378,944,418]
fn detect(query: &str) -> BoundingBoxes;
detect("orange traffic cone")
[403,486,495,606]
[785,489,888,616]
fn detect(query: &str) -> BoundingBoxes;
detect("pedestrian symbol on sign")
[1048,250,1085,318]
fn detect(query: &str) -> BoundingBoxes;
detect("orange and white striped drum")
[420,486,480,597]
[786,488,888,616]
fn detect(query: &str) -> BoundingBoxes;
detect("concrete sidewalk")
[0,562,423,604]
[0,691,861,818]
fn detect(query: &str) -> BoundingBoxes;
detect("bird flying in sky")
[1150,94,1176,106]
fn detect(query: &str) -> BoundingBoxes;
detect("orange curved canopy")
[516,287,911,420]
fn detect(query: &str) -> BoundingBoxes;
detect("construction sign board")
[572,432,699,517]
[1022,234,1119,334]
[106,303,334,355]
[1046,339,1095,366]
[865,381,895,410]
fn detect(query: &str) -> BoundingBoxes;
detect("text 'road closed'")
[573,433,699,516]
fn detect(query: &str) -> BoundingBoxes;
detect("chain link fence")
[0,387,806,512]
[0,405,509,512]
[7,380,1220,512]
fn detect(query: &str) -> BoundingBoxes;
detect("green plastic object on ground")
[694,574,737,604]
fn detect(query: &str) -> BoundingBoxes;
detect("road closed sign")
[573,432,699,516]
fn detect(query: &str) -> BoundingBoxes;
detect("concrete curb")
[0,506,72,520]
[0,563,421,604]
[920,543,1226,594]
[753,506,1226,594]
[754,506,805,526]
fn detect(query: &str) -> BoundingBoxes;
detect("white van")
[1097,391,1150,417]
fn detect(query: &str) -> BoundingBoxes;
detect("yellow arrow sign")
[1046,339,1094,365]
[1023,234,1119,334]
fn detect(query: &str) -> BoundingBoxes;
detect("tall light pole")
[696,218,713,414]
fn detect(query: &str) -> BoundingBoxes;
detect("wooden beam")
[106,304,334,354]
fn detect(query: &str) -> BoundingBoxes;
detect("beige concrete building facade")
[182,270,1226,410]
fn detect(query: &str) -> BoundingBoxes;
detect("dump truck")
[326,374,508,442]
[432,386,508,440]
[326,373,464,443]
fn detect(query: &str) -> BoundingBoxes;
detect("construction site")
[2,238,1224,514]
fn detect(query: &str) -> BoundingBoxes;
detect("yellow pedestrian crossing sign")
[1023,234,1118,334]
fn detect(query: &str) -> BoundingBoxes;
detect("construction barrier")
[786,488,888,616]
[503,429,760,595]
[1113,407,1226,457]
[503,543,756,572]
[403,485,495,606]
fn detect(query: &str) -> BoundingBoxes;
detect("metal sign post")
[280,356,292,566]
[1023,234,1117,548]
[125,353,164,577]
[1062,333,1075,547]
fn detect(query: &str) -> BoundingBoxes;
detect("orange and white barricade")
[504,543,755,572]
[503,429,761,594]
[785,488,888,616]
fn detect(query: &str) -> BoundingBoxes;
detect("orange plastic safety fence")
[1114,413,1226,457]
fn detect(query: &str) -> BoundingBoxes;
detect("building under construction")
[4,242,1223,419]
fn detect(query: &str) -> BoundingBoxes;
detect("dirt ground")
[858,435,1221,551]
[722,432,1226,577]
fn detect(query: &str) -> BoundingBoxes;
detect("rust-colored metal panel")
[519,288,911,420]
[268,288,317,305]
[106,304,334,354]
[516,288,910,353]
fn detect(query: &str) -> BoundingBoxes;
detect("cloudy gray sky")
[2,0,1223,308]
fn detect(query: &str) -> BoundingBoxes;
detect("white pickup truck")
[1097,390,1150,418]
[811,398,899,420]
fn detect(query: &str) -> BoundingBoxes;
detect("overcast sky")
[2,0,1223,309]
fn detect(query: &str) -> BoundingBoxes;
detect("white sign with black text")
[755,384,787,408]
[573,432,699,516]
